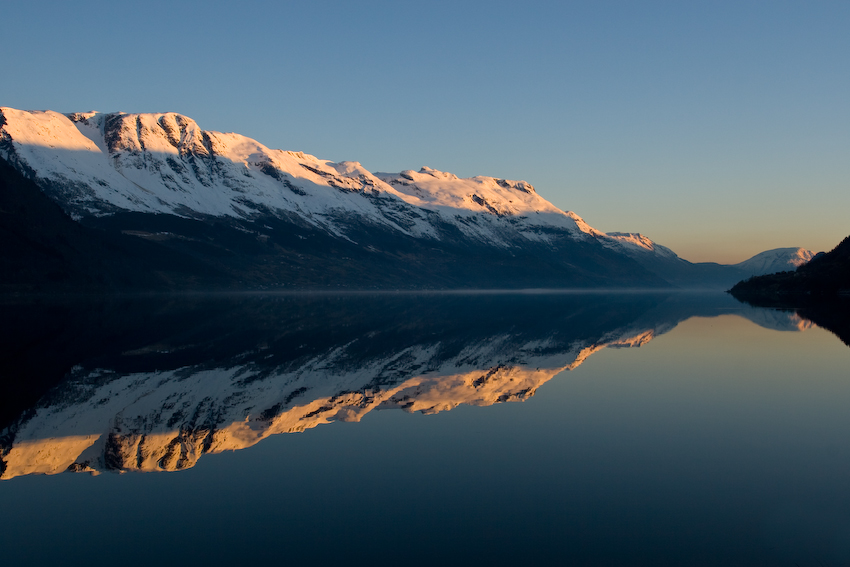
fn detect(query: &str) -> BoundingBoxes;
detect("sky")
[3,0,848,263]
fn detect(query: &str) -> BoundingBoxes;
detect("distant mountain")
[732,247,815,276]
[604,232,814,288]
[730,235,850,299]
[0,107,813,290]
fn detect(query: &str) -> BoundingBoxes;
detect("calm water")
[1,292,849,566]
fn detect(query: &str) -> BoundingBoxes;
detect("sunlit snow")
[1,107,658,253]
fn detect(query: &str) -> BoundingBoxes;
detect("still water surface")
[1,292,848,566]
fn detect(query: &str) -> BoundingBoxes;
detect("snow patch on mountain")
[606,232,676,256]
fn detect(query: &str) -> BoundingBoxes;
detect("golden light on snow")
[0,328,661,480]
[1,434,102,478]
[0,108,103,152]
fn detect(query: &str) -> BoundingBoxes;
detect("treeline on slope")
[729,235,850,300]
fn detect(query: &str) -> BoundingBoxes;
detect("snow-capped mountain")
[601,232,815,287]
[0,107,813,289]
[731,247,815,276]
[0,107,600,246]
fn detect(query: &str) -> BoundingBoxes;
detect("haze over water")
[1,291,848,566]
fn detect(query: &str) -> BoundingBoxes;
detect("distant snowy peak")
[0,107,595,245]
[733,247,815,275]
[602,235,815,275]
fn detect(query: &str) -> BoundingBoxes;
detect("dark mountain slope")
[82,211,672,290]
[0,157,225,292]
[1,155,669,292]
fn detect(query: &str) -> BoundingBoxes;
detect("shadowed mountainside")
[0,155,667,291]
[0,157,225,292]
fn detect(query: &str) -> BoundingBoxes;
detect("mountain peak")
[418,166,458,180]
[733,247,815,275]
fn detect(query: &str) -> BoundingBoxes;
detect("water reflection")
[1,291,838,480]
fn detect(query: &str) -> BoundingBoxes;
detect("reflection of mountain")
[0,292,817,479]
[796,302,850,347]
[0,332,638,479]
[735,306,815,332]
[730,296,850,347]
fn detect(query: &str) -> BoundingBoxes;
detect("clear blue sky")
[4,0,848,263]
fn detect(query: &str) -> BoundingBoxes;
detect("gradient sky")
[3,0,848,263]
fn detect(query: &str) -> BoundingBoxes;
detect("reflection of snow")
[789,313,816,332]
[0,327,658,479]
[741,306,817,333]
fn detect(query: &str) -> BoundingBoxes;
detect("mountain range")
[0,107,814,290]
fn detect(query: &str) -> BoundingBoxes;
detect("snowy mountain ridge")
[604,231,680,259]
[0,107,607,249]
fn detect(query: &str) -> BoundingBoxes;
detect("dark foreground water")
[1,291,849,566]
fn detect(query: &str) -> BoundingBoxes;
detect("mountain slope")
[0,107,813,290]
[0,157,227,292]
[0,108,672,289]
